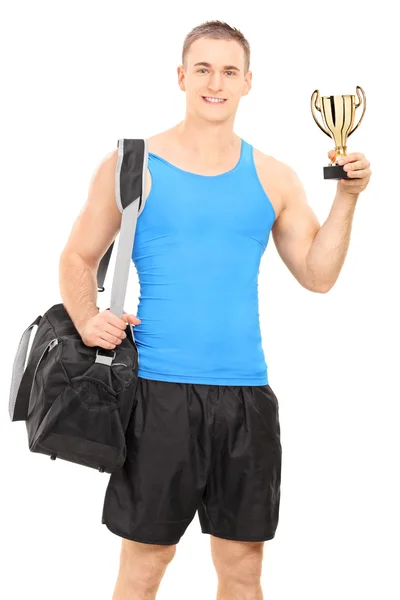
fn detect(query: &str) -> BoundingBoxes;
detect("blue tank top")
[131,138,276,385]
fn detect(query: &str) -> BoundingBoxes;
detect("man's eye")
[197,69,234,76]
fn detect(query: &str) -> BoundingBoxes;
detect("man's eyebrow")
[192,62,240,72]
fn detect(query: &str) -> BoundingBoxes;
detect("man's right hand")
[79,309,141,350]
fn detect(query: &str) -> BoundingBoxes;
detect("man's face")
[178,37,252,122]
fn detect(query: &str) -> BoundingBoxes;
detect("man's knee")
[210,537,264,585]
[118,539,177,586]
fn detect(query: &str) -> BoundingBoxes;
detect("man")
[59,20,371,600]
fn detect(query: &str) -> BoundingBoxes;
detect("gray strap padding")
[96,138,148,294]
[108,138,148,321]
[108,197,141,319]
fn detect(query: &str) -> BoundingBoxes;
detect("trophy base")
[324,164,349,180]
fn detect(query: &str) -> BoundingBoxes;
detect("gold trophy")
[311,86,366,179]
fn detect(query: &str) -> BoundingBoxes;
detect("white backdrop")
[1,1,399,599]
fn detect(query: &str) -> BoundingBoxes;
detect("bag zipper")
[28,338,59,414]
[48,339,59,352]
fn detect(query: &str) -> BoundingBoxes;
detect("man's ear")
[243,71,252,96]
[177,65,186,91]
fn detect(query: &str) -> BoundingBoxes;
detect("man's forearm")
[59,252,99,334]
[306,190,359,292]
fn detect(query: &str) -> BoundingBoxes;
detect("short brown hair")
[182,20,251,74]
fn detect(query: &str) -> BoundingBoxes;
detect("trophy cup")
[311,86,366,179]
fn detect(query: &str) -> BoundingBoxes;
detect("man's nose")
[207,73,223,91]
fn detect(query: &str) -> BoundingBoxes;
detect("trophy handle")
[311,90,331,138]
[348,85,366,137]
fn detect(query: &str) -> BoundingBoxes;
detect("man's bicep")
[60,149,122,271]
[272,167,320,287]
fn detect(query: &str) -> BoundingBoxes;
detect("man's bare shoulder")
[143,132,172,199]
[252,147,297,218]
[252,147,295,181]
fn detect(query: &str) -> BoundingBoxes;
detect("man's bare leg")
[112,539,177,600]
[210,536,265,600]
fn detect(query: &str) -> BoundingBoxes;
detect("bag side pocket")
[31,378,126,473]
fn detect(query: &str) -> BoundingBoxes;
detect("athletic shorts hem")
[102,521,180,546]
[201,529,276,542]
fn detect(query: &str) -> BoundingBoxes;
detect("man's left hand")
[328,150,372,196]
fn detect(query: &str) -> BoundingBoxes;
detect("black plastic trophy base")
[324,164,349,180]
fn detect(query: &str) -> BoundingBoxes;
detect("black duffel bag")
[8,138,149,473]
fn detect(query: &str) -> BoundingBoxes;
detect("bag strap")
[9,315,42,421]
[96,138,149,306]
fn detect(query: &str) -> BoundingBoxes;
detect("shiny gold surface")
[311,86,366,164]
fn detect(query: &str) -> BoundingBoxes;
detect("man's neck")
[172,120,239,159]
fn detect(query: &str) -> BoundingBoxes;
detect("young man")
[59,20,371,600]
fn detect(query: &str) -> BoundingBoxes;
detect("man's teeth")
[204,97,225,103]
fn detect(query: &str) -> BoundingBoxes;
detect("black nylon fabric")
[102,377,282,544]
[11,303,138,473]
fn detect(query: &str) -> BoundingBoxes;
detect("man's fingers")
[106,310,140,330]
[125,314,142,325]
[97,338,117,350]
[103,330,124,344]
[98,333,122,349]
[104,309,127,330]
[346,168,370,178]
[344,160,369,172]
[104,324,127,340]
[338,152,364,165]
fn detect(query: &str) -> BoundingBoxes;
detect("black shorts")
[102,376,282,545]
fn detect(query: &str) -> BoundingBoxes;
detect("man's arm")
[59,149,122,333]
[271,166,358,293]
[269,152,371,293]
